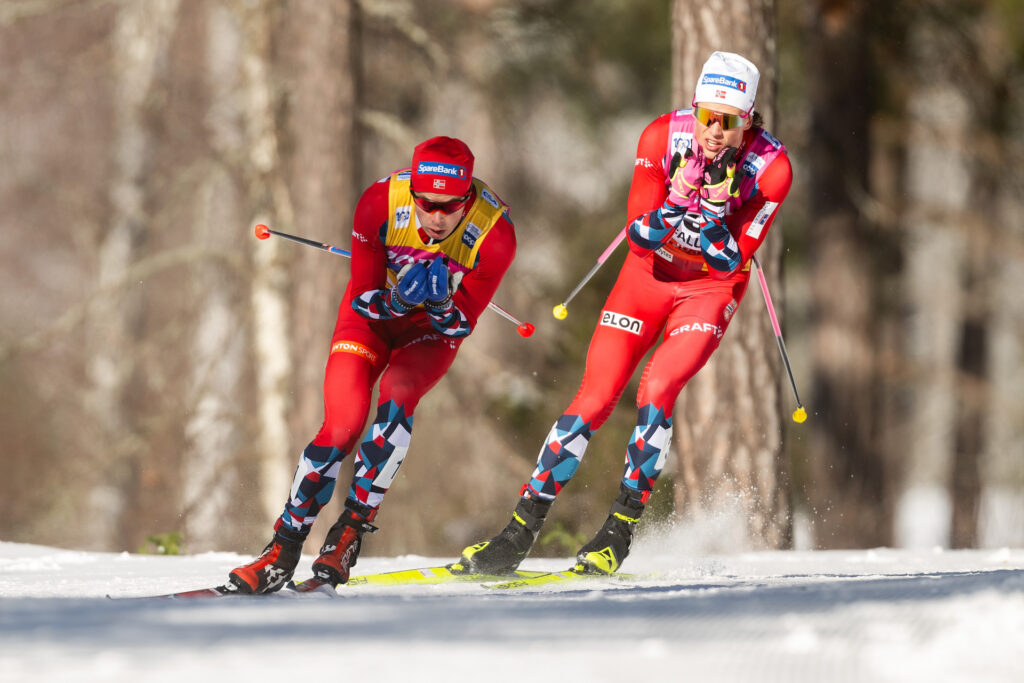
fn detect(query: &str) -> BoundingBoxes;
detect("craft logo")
[401,332,444,348]
[702,73,747,92]
[600,310,644,336]
[396,171,411,182]
[330,340,378,364]
[668,321,722,339]
[417,162,466,178]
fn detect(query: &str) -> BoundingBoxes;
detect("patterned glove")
[698,147,743,274]
[628,200,687,254]
[700,147,741,204]
[424,256,463,314]
[667,147,704,205]
[386,261,430,315]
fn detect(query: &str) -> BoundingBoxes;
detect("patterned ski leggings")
[525,255,747,501]
[276,319,459,537]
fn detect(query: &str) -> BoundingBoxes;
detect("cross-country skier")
[230,136,516,593]
[458,51,793,575]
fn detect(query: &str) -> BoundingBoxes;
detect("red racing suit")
[276,170,516,537]
[524,110,792,502]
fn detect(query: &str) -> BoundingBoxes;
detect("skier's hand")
[424,256,463,313]
[700,147,741,204]
[388,260,430,314]
[426,256,451,302]
[697,147,742,275]
[667,147,704,205]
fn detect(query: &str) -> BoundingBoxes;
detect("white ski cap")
[692,51,759,114]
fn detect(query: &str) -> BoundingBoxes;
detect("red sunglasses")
[411,191,471,215]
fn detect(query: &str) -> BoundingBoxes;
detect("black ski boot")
[575,485,646,574]
[457,495,552,575]
[229,526,305,594]
[310,501,378,586]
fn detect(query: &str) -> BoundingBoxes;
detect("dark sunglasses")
[411,190,471,215]
[692,105,748,130]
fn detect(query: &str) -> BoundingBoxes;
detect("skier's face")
[413,191,469,241]
[693,102,751,159]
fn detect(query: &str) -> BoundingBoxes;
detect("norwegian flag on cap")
[410,136,475,196]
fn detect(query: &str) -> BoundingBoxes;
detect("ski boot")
[575,485,646,574]
[228,527,305,594]
[310,501,378,586]
[456,495,552,575]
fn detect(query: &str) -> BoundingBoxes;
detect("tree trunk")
[85,0,181,551]
[900,3,995,550]
[282,0,361,464]
[951,311,985,548]
[669,0,792,550]
[803,0,898,548]
[181,0,247,552]
[238,0,297,530]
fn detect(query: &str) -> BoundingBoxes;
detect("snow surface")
[1,538,1021,683]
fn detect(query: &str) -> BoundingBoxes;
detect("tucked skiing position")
[230,136,516,594]
[459,52,793,576]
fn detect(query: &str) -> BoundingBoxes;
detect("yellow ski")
[486,565,636,590]
[289,564,546,591]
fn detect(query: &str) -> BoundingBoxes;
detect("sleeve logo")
[746,201,778,239]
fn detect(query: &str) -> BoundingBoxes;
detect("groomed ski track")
[1,542,1021,682]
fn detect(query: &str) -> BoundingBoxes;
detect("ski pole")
[254,224,535,337]
[751,254,807,423]
[552,226,628,320]
[552,153,690,321]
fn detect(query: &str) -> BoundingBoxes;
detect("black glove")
[700,147,742,203]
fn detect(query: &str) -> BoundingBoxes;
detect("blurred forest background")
[1,0,1022,558]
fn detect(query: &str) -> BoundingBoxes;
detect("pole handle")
[254,224,530,335]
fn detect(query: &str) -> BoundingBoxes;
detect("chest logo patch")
[395,206,411,229]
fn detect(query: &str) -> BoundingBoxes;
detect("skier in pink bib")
[460,52,793,575]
